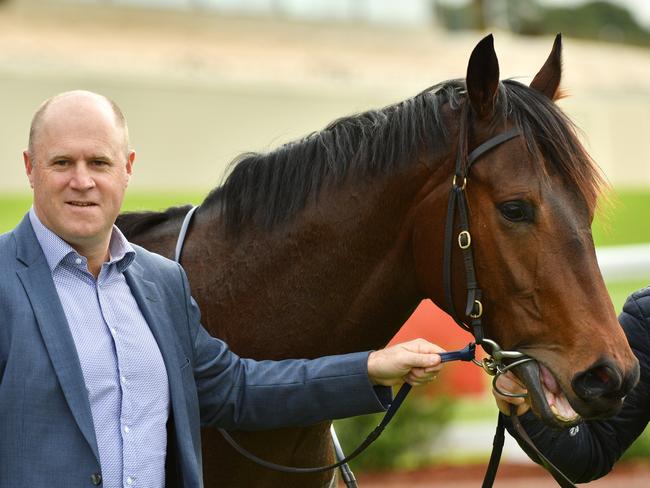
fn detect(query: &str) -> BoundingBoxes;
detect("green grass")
[593,189,650,246]
[0,191,205,233]
[3,188,649,240]
[1,189,648,312]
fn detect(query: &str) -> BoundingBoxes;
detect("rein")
[172,126,577,487]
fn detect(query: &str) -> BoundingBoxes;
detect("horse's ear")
[530,34,562,100]
[466,34,500,119]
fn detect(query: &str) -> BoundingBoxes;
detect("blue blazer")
[0,215,390,487]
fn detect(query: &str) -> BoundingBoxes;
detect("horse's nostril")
[572,361,624,401]
[592,365,612,385]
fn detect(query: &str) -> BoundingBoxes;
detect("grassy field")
[3,188,648,309]
[4,188,650,241]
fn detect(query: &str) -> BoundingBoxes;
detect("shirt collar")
[29,207,136,273]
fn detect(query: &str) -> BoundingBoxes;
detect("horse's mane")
[118,79,603,239]
[116,204,193,239]
[203,81,463,235]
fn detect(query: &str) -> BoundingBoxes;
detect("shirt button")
[75,258,82,265]
[124,425,130,434]
[126,476,134,485]
[121,375,127,384]
[90,473,102,485]
[110,328,117,335]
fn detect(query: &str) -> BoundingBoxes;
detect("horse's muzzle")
[571,357,640,417]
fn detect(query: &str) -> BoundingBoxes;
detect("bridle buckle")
[451,175,467,190]
[458,230,471,249]
[469,299,483,318]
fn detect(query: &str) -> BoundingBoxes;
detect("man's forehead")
[44,94,116,124]
[37,96,125,144]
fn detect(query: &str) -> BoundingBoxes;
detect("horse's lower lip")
[540,364,580,422]
[512,360,581,427]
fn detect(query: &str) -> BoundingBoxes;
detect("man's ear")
[23,150,34,189]
[530,34,562,100]
[125,150,135,185]
[466,34,500,119]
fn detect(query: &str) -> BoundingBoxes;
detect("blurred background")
[1,0,650,486]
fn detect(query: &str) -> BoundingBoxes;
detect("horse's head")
[414,35,639,427]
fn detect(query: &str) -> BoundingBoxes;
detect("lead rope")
[483,407,577,488]
[172,206,476,477]
[217,346,476,474]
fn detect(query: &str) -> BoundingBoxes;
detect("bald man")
[0,91,446,487]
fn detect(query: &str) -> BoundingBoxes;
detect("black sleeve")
[504,288,650,482]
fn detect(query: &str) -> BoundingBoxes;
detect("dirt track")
[343,462,650,487]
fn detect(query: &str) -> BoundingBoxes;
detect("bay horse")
[117,35,639,487]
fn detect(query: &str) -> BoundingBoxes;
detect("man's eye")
[499,201,534,222]
[53,160,69,166]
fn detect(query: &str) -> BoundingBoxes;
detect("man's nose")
[69,163,96,190]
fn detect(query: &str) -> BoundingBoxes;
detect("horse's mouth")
[512,360,581,427]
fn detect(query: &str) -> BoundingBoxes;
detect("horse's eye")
[499,201,533,222]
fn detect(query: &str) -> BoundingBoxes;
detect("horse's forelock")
[500,80,605,214]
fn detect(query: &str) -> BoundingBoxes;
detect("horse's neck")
[181,161,449,359]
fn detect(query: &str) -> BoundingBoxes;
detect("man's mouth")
[67,201,97,207]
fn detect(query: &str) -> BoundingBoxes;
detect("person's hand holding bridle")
[367,338,445,387]
[493,371,531,416]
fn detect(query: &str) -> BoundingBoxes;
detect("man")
[493,287,650,482]
[0,90,445,487]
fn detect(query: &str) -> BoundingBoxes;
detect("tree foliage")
[435,0,650,47]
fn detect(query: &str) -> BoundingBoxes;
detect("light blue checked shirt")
[30,209,170,488]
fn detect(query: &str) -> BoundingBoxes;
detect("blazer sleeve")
[177,265,392,430]
[504,289,650,482]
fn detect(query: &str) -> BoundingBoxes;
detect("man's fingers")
[401,349,442,369]
[405,368,438,386]
[424,365,442,373]
[495,372,527,396]
[367,339,447,386]
[404,338,446,355]
[492,372,531,416]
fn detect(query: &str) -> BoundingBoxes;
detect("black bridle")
[172,126,576,487]
[441,124,576,488]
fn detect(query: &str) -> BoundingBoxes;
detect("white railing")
[597,244,650,282]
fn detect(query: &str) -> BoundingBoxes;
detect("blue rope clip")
[439,342,476,363]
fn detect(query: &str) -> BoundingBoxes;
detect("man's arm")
[493,289,650,482]
[177,265,445,430]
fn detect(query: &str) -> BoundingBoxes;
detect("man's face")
[24,95,135,253]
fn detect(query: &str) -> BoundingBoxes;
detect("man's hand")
[493,371,531,416]
[367,339,445,387]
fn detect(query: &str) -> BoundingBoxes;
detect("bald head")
[28,90,130,160]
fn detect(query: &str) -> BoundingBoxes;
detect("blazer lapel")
[14,216,100,462]
[124,261,195,468]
